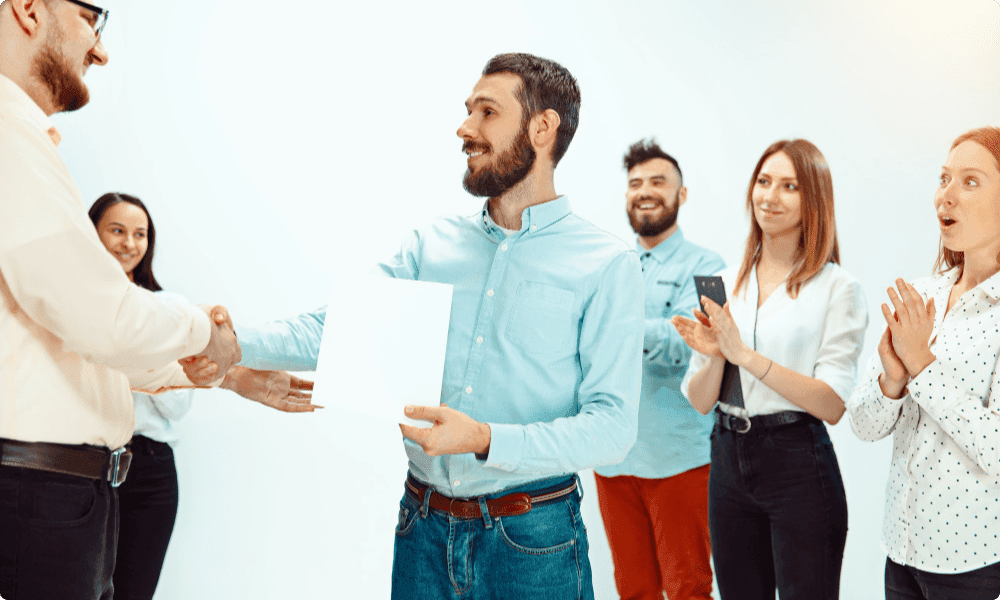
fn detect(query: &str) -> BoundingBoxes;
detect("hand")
[877,325,909,399]
[671,313,722,358]
[222,366,317,412]
[180,304,241,381]
[700,297,752,366]
[883,279,936,377]
[399,405,491,457]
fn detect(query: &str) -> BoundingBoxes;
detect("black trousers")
[0,463,117,600]
[112,435,180,600]
[886,557,1000,600]
[709,419,848,600]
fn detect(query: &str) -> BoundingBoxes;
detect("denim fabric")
[708,420,847,600]
[0,464,117,600]
[113,435,180,600]
[885,557,1000,600]
[391,475,594,599]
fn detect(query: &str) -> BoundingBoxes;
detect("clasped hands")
[877,279,936,399]
[671,297,753,367]
[178,306,316,413]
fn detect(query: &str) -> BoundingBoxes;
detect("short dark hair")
[88,192,163,292]
[623,138,683,184]
[482,53,580,167]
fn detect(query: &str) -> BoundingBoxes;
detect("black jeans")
[112,435,180,600]
[886,557,1000,600]
[0,463,117,600]
[709,419,848,600]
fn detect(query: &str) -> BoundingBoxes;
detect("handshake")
[178,305,316,413]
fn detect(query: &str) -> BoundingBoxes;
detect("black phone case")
[694,276,727,313]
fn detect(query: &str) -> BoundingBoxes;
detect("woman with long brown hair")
[848,126,1000,599]
[673,139,868,599]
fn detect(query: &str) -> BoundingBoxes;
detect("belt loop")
[420,485,432,518]
[477,496,492,529]
[574,473,583,503]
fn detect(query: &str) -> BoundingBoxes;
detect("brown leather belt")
[0,439,132,488]
[405,474,576,518]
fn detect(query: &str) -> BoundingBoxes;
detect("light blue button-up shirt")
[237,196,644,498]
[594,230,724,480]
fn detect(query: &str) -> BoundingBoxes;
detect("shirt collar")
[0,73,61,146]
[480,195,572,237]
[936,266,1000,304]
[635,228,685,263]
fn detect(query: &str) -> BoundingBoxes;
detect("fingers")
[692,309,711,327]
[701,296,722,316]
[926,295,936,322]
[288,374,315,391]
[886,285,908,323]
[399,423,429,444]
[210,305,234,329]
[404,404,444,423]
[880,303,898,329]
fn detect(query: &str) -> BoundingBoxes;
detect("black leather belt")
[0,439,132,488]
[715,407,819,434]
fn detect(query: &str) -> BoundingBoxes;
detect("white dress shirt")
[848,267,1000,574]
[681,262,868,416]
[0,74,210,449]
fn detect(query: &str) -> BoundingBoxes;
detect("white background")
[51,0,1000,598]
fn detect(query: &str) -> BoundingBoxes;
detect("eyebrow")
[107,221,146,231]
[465,95,501,111]
[759,172,798,181]
[942,166,990,177]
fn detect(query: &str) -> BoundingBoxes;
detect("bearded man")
[0,2,245,598]
[594,138,725,600]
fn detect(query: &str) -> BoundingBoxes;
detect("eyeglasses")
[63,0,110,40]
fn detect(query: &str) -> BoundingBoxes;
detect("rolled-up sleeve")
[814,277,868,401]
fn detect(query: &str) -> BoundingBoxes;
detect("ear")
[9,0,45,38]
[528,108,561,160]
[678,186,688,207]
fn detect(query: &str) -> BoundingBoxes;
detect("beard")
[627,191,680,237]
[462,124,536,198]
[33,24,90,113]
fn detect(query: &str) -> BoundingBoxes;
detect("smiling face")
[457,73,536,198]
[32,0,109,113]
[751,151,802,238]
[935,140,1000,265]
[96,202,149,280]
[626,158,686,242]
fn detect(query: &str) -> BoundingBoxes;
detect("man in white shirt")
[0,1,240,598]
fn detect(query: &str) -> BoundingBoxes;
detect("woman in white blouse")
[89,193,314,600]
[673,139,868,600]
[847,126,1000,600]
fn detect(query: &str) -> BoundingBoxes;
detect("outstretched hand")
[672,309,722,358]
[399,405,491,457]
[222,366,318,412]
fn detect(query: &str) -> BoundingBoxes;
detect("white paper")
[313,275,453,428]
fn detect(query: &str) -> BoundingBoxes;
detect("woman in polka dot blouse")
[847,126,1000,600]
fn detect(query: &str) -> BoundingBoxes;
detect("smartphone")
[694,275,727,314]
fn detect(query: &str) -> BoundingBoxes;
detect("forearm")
[685,355,726,415]
[738,350,845,424]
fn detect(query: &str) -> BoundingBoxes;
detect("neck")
[0,50,58,116]
[638,223,678,250]
[487,166,557,230]
[759,227,800,272]
[959,248,1000,290]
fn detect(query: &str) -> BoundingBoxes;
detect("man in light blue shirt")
[225,54,643,599]
[593,139,724,600]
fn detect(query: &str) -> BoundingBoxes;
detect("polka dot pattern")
[847,268,1000,574]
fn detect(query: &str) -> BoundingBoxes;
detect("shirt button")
[476,336,484,344]
[530,224,537,231]
[487,289,494,297]
[454,480,461,487]
[466,386,473,394]
[501,243,508,251]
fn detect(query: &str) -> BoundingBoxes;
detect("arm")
[235,307,326,371]
[846,347,907,442]
[644,253,726,369]
[672,311,726,415]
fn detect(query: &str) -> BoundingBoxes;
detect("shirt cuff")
[481,423,523,472]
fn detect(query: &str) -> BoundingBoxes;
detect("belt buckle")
[734,414,751,434]
[109,447,132,488]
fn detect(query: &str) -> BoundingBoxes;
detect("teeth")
[467,151,483,158]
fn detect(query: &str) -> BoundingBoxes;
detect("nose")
[122,235,135,250]
[89,38,109,66]
[457,114,476,140]
[935,178,956,209]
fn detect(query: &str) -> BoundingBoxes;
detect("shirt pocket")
[505,282,576,355]
[648,280,682,318]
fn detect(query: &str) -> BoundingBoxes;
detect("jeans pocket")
[764,424,814,455]
[28,478,98,528]
[395,502,419,537]
[496,500,577,555]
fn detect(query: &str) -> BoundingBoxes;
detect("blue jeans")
[391,474,594,599]
[885,557,1000,600]
[709,419,848,600]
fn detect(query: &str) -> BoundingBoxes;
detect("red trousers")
[595,465,713,600]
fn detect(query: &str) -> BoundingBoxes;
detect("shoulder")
[559,213,634,258]
[153,290,191,306]
[806,263,866,304]
[680,238,726,271]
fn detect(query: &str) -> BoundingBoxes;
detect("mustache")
[630,195,665,207]
[462,141,491,154]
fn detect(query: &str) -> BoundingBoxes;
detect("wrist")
[476,423,492,456]
[878,373,907,400]
[905,350,936,379]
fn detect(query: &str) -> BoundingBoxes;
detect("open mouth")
[634,201,662,211]
[939,216,956,228]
